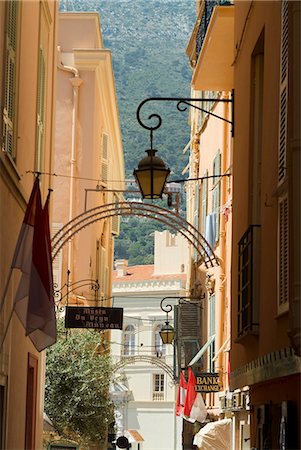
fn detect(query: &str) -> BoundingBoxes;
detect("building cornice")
[230,347,301,390]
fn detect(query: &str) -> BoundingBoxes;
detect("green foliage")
[114,216,175,265]
[45,321,114,447]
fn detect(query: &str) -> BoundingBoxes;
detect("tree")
[45,321,114,449]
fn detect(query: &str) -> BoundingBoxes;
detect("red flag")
[12,179,56,351]
[176,371,187,417]
[184,367,207,423]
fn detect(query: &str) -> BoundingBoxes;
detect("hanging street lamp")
[133,94,234,199]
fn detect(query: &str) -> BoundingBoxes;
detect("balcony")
[237,225,261,338]
[187,0,234,91]
[152,392,164,401]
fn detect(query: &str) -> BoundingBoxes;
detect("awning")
[188,335,215,366]
[126,429,144,443]
[193,418,232,450]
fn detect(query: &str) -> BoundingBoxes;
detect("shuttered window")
[111,194,120,236]
[212,151,221,244]
[35,48,46,171]
[51,223,63,291]
[278,0,288,185]
[201,171,208,235]
[193,182,200,261]
[2,0,18,158]
[278,195,289,313]
[101,133,109,184]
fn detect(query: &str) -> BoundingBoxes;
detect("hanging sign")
[195,372,222,393]
[65,306,123,330]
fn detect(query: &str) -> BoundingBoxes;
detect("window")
[201,171,208,235]
[209,294,215,372]
[35,48,46,171]
[193,182,200,260]
[124,325,135,356]
[154,324,166,357]
[153,374,164,401]
[51,223,63,290]
[278,0,288,186]
[277,1,289,314]
[111,194,120,236]
[100,133,109,185]
[2,0,19,158]
[250,32,264,224]
[25,354,38,450]
[212,151,221,244]
[278,195,289,313]
[237,225,260,337]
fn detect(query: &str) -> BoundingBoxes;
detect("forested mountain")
[59,0,195,264]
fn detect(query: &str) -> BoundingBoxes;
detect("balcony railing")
[237,225,261,337]
[196,0,232,62]
[152,392,164,401]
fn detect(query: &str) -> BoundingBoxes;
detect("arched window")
[124,325,135,356]
[154,324,166,357]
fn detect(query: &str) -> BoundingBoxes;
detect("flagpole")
[0,306,14,352]
[0,267,14,315]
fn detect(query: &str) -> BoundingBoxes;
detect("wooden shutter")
[101,133,109,184]
[201,171,208,235]
[278,195,289,312]
[35,48,46,171]
[2,1,18,157]
[213,151,221,243]
[278,0,288,185]
[51,223,63,291]
[111,194,120,236]
[193,182,200,260]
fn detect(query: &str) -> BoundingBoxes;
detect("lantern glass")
[133,149,170,199]
[159,322,175,345]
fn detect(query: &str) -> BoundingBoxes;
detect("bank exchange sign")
[195,373,222,393]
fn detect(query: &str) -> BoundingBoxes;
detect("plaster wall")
[0,1,58,448]
[154,231,189,275]
[53,13,124,302]
[231,0,290,373]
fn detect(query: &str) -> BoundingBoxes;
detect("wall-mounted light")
[133,94,234,200]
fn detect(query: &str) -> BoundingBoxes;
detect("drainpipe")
[217,96,230,385]
[57,46,83,283]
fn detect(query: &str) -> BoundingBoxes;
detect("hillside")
[59,0,195,263]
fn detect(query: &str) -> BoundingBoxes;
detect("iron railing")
[237,225,261,337]
[196,0,232,61]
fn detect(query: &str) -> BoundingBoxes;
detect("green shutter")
[201,171,208,235]
[2,0,18,157]
[213,151,221,243]
[193,182,200,260]
[36,48,46,171]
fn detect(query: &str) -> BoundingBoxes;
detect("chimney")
[115,259,128,277]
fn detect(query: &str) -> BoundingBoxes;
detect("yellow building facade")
[52,12,124,310]
[0,1,58,448]
[231,1,301,448]
[185,1,234,447]
[187,1,300,449]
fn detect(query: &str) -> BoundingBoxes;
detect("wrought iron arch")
[51,201,219,267]
[113,355,175,380]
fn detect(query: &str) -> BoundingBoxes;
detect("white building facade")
[111,231,189,450]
